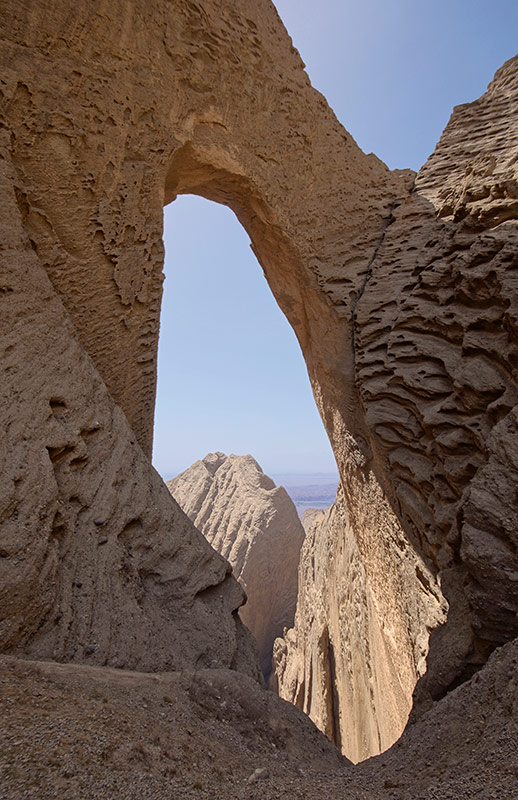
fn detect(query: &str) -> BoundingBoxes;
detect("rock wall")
[273,489,445,763]
[0,0,418,689]
[274,56,518,755]
[0,0,406,458]
[168,453,305,678]
[0,146,259,677]
[355,58,518,706]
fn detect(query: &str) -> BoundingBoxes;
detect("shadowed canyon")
[0,0,517,796]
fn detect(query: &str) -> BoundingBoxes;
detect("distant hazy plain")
[272,473,338,517]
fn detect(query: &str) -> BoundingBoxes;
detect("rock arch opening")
[154,191,337,681]
[156,147,443,762]
[1,0,516,789]
[153,194,336,481]
[156,141,458,760]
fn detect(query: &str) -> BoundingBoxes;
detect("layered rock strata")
[168,453,305,679]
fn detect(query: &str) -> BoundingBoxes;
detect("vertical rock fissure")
[327,634,342,752]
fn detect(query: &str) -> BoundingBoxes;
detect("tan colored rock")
[0,0,435,716]
[0,147,259,678]
[0,0,405,461]
[300,507,326,533]
[168,453,305,678]
[0,0,517,780]
[275,56,518,756]
[0,0,411,684]
[273,488,445,763]
[354,57,518,707]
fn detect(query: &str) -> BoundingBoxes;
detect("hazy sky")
[152,1,517,481]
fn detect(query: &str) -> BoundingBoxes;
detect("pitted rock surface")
[274,56,518,753]
[0,148,259,677]
[354,58,518,703]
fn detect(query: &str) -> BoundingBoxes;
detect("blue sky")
[152,1,517,481]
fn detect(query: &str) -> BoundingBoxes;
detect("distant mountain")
[282,483,338,501]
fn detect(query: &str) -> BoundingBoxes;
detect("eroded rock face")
[354,58,518,706]
[168,453,305,678]
[0,0,413,686]
[273,489,446,763]
[0,150,259,677]
[274,55,518,756]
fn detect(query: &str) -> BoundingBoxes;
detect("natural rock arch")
[161,141,445,756]
[1,0,517,764]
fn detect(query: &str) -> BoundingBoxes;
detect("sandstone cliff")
[168,453,305,679]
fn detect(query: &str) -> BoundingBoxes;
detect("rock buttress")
[0,144,260,678]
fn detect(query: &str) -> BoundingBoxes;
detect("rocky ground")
[0,656,348,800]
[1,639,517,799]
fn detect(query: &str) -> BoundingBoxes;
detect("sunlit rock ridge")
[167,452,304,679]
